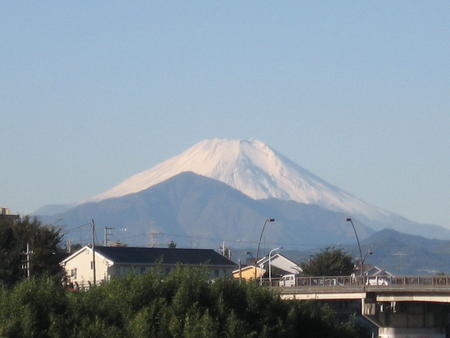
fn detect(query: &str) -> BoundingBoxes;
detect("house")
[0,207,20,222]
[61,245,237,288]
[257,253,302,277]
[355,263,394,277]
[232,265,266,280]
[352,264,394,285]
[233,253,302,281]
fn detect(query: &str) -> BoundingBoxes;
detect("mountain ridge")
[43,172,375,249]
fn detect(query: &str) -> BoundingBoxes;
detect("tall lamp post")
[346,218,364,278]
[269,247,283,285]
[255,218,275,279]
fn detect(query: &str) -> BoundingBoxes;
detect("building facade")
[61,245,237,288]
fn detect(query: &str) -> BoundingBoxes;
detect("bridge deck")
[262,275,450,302]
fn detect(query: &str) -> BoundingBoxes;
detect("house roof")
[256,253,302,274]
[232,265,265,274]
[355,264,393,277]
[92,246,237,267]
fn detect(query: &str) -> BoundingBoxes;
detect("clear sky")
[1,1,449,228]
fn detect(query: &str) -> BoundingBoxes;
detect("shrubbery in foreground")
[0,268,367,337]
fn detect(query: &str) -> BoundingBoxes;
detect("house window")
[71,268,77,279]
[140,267,146,274]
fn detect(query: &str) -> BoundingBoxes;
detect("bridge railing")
[261,275,450,289]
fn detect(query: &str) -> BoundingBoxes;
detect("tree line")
[0,267,368,337]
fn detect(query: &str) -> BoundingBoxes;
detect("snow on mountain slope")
[88,138,390,222]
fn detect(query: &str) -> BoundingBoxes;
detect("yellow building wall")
[232,266,265,281]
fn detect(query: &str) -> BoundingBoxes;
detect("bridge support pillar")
[378,327,444,338]
[362,297,449,338]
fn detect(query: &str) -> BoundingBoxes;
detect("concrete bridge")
[263,275,450,338]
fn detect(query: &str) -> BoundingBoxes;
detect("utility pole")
[238,258,242,284]
[91,219,96,285]
[104,226,113,246]
[66,239,72,254]
[148,231,160,247]
[23,242,33,280]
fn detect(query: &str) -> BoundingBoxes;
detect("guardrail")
[261,275,450,289]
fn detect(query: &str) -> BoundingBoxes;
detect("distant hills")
[358,229,450,275]
[281,229,450,275]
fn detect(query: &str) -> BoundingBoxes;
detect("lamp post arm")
[347,218,364,276]
[254,218,275,280]
[255,219,269,265]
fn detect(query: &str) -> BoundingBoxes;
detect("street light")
[269,247,283,285]
[346,218,364,277]
[255,218,275,278]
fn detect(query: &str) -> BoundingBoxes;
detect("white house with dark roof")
[61,245,237,288]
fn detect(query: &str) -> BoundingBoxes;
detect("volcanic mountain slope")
[82,138,449,238]
[50,172,374,249]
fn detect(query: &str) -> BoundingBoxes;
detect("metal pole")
[346,218,364,277]
[259,263,264,286]
[66,239,72,254]
[25,242,32,280]
[255,218,275,279]
[92,219,96,285]
[238,259,242,284]
[269,254,272,285]
[269,247,282,285]
[104,226,113,247]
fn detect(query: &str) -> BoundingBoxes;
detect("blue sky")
[1,1,449,228]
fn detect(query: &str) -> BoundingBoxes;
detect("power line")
[61,223,91,234]
[59,223,313,249]
[116,230,311,249]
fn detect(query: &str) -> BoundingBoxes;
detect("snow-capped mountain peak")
[88,138,387,221]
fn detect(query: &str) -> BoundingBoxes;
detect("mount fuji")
[85,139,443,235]
[90,139,387,218]
[39,139,450,248]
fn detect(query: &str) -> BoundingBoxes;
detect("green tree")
[0,277,68,337]
[301,247,354,276]
[0,216,64,286]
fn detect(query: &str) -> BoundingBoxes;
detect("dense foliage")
[0,267,367,337]
[0,216,64,286]
[301,248,354,276]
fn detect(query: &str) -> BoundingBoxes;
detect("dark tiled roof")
[94,246,236,267]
